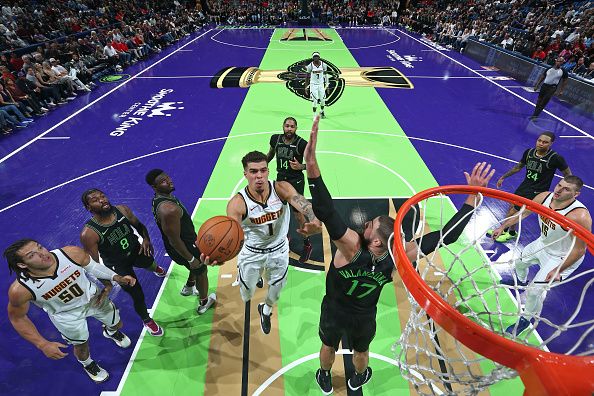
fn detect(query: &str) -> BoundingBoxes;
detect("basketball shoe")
[348,367,373,390]
[197,293,216,315]
[83,360,109,383]
[102,325,131,348]
[315,368,333,395]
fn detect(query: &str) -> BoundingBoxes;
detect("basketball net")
[389,186,594,395]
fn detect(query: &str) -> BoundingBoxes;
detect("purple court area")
[0,27,592,395]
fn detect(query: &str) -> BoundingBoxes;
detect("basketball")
[196,216,244,263]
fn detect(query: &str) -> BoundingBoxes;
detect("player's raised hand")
[464,162,495,187]
[297,219,322,237]
[304,116,321,178]
[40,341,69,360]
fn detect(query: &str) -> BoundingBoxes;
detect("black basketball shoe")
[257,303,272,334]
[348,366,373,390]
[315,368,333,395]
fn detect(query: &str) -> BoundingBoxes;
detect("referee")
[531,57,568,120]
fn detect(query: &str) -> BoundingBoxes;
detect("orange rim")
[392,185,594,396]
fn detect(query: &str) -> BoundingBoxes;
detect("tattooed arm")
[274,181,322,236]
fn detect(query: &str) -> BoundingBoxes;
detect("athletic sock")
[185,280,196,287]
[78,356,93,366]
[508,230,517,236]
[263,303,272,316]
[200,297,208,306]
[105,326,118,336]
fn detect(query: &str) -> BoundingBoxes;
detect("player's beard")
[357,232,370,249]
[97,204,113,216]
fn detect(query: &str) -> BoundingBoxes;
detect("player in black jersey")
[304,116,495,394]
[491,132,571,242]
[266,116,313,262]
[145,169,216,315]
[80,189,164,336]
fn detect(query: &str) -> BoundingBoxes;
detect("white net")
[389,192,594,395]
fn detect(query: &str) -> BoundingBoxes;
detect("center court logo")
[110,89,184,136]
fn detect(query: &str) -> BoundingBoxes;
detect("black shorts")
[512,187,543,210]
[277,174,305,196]
[166,242,206,274]
[104,253,154,277]
[318,297,376,352]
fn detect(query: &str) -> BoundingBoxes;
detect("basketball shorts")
[309,84,326,105]
[237,239,289,302]
[318,297,376,352]
[512,186,543,210]
[49,296,120,345]
[518,238,584,283]
[104,252,154,277]
[277,174,305,196]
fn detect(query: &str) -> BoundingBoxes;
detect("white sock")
[78,356,93,366]
[263,303,273,316]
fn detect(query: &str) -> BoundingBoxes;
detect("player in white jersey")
[224,151,321,334]
[4,239,136,383]
[306,52,329,119]
[492,176,591,335]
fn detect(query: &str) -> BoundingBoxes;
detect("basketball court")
[1,27,593,396]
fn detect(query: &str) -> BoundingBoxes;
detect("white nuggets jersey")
[19,249,97,315]
[306,61,328,86]
[239,181,290,248]
[539,193,587,257]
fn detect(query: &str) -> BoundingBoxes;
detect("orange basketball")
[196,216,244,263]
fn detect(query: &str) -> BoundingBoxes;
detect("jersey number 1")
[346,280,377,299]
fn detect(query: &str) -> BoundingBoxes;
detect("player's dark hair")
[540,131,555,142]
[81,188,103,209]
[564,175,583,191]
[242,151,268,169]
[4,239,36,278]
[283,117,297,127]
[376,215,395,248]
[145,169,164,186]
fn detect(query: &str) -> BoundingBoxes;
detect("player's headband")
[312,52,320,58]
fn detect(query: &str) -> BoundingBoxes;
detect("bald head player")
[304,116,495,393]
[305,52,329,120]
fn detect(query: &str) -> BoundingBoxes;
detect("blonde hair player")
[305,52,329,120]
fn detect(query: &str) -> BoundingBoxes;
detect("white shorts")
[237,240,289,301]
[309,84,326,104]
[48,296,121,345]
[520,238,584,283]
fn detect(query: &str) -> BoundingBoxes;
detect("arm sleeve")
[85,257,117,281]
[416,203,475,256]
[307,176,348,240]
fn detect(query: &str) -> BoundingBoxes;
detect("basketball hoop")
[390,185,594,396]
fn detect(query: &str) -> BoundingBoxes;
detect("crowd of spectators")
[206,0,401,27]
[0,0,206,136]
[401,0,594,80]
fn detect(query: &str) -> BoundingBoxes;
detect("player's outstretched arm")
[304,115,321,178]
[405,163,495,261]
[65,246,136,286]
[275,181,321,236]
[7,283,68,360]
[491,190,548,240]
